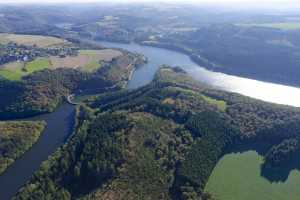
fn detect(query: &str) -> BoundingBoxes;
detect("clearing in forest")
[205,151,300,200]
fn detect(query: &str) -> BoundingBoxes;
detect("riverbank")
[0,41,145,200]
[100,40,300,107]
[0,121,46,175]
[139,40,300,88]
[0,104,75,200]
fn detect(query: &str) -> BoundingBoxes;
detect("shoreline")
[0,104,76,200]
[138,41,300,89]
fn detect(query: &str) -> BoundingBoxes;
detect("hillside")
[0,34,128,80]
[13,67,300,200]
[0,121,46,174]
[0,52,143,119]
[140,24,300,87]
[0,33,145,119]
[2,5,300,87]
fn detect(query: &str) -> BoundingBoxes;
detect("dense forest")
[264,137,300,168]
[141,24,300,87]
[13,67,300,200]
[0,121,45,174]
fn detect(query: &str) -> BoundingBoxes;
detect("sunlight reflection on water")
[101,41,300,107]
[187,67,300,107]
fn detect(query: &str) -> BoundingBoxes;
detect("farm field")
[237,22,300,30]
[205,151,300,200]
[50,49,122,72]
[0,33,70,47]
[0,49,122,80]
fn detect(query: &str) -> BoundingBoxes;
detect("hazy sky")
[0,0,300,9]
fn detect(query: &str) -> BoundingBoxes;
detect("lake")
[101,41,300,107]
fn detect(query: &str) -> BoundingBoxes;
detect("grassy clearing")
[205,151,300,200]
[25,58,51,73]
[237,22,300,30]
[72,94,99,104]
[0,33,69,47]
[163,85,227,111]
[0,61,25,80]
[201,94,227,111]
[0,58,50,80]
[0,68,23,80]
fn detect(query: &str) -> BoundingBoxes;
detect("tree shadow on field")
[260,152,300,182]
[224,141,300,183]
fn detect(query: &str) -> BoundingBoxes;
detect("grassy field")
[25,58,51,73]
[238,22,300,30]
[0,68,23,80]
[72,94,99,104]
[0,33,69,47]
[0,58,51,80]
[0,49,122,80]
[0,62,25,80]
[201,94,227,111]
[205,151,300,200]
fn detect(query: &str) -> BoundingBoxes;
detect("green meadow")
[0,68,23,80]
[201,94,227,111]
[25,58,51,73]
[0,58,51,80]
[205,151,300,200]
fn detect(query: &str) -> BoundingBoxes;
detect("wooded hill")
[13,67,300,200]
[0,121,45,174]
[0,50,144,119]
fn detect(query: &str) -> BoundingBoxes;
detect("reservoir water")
[101,41,300,107]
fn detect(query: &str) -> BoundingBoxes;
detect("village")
[0,42,78,66]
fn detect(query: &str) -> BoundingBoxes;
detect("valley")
[11,67,300,200]
[1,32,300,200]
[0,3,300,200]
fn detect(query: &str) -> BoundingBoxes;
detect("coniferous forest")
[13,68,300,200]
